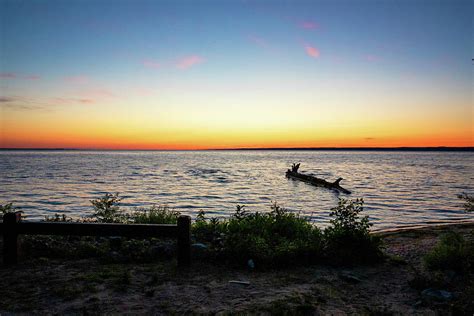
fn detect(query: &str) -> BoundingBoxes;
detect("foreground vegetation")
[1,194,473,314]
[1,193,382,267]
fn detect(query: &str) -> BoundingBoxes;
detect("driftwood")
[286,164,351,194]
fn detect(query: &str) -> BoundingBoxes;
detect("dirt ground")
[1,223,473,315]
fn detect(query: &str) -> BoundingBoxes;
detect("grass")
[129,205,180,224]
[423,231,473,273]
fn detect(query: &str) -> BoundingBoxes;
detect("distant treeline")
[213,147,474,152]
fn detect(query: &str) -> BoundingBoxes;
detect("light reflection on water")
[0,150,473,230]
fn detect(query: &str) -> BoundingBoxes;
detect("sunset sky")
[0,0,472,149]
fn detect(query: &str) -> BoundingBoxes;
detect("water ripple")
[0,150,473,229]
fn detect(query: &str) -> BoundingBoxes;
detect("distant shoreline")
[0,147,473,152]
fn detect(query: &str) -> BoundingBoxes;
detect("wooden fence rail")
[0,212,191,267]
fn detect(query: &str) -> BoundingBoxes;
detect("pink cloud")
[81,88,115,98]
[299,21,320,30]
[366,54,381,62]
[142,59,161,69]
[24,75,40,80]
[65,75,89,84]
[176,55,205,69]
[305,45,320,58]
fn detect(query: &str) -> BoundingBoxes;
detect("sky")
[0,0,472,149]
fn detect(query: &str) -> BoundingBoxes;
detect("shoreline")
[372,220,474,235]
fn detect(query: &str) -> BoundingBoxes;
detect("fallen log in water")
[286,164,351,194]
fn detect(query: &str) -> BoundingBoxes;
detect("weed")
[129,205,180,224]
[458,193,474,212]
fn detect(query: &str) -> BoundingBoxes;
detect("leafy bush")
[0,202,20,215]
[424,231,473,273]
[192,203,323,268]
[90,193,125,223]
[323,198,383,264]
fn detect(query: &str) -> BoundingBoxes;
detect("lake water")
[1,150,473,230]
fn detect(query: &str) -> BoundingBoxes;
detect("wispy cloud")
[135,87,156,96]
[142,59,161,69]
[0,96,49,111]
[83,88,115,98]
[305,45,320,58]
[299,21,320,30]
[0,73,16,79]
[63,75,116,99]
[0,97,15,103]
[176,55,205,69]
[0,73,40,80]
[249,35,268,48]
[365,54,381,62]
[53,97,95,104]
[64,75,89,84]
[24,75,40,80]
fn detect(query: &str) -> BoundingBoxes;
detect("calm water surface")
[1,150,473,230]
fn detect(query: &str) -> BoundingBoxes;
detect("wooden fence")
[0,212,191,267]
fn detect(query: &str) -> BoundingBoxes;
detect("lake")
[1,150,473,230]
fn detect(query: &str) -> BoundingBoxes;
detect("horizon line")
[1,146,473,152]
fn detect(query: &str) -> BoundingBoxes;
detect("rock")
[338,271,363,284]
[229,280,250,286]
[413,300,423,308]
[149,243,174,258]
[191,243,208,258]
[191,243,208,250]
[247,259,255,270]
[108,236,122,249]
[421,288,453,302]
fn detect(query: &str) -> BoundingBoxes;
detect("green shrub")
[324,198,383,264]
[424,231,473,273]
[192,203,323,268]
[129,205,180,224]
[90,193,125,223]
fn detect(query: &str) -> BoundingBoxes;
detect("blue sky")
[0,0,472,148]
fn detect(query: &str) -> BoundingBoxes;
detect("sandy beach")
[0,222,472,315]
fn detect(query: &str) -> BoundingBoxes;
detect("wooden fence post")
[3,211,22,265]
[177,215,191,267]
